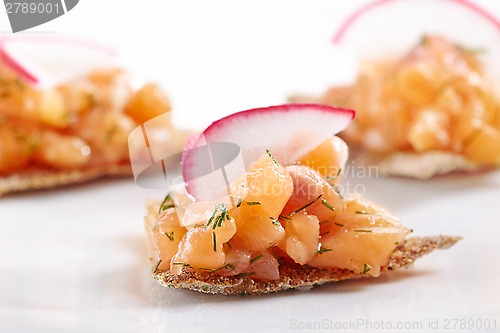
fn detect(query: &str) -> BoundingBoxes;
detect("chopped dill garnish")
[153,260,162,273]
[246,201,261,206]
[270,217,281,226]
[334,222,344,227]
[85,92,97,106]
[321,199,335,211]
[225,263,236,271]
[363,263,371,275]
[289,194,323,216]
[22,135,41,156]
[250,254,264,264]
[165,231,174,242]
[355,211,392,219]
[410,229,414,233]
[265,149,279,166]
[172,262,193,268]
[278,215,291,221]
[456,44,487,54]
[235,272,256,278]
[354,229,373,233]
[419,34,428,45]
[205,263,236,273]
[394,241,400,245]
[326,168,342,180]
[158,193,175,214]
[236,198,242,208]
[332,185,344,199]
[207,203,232,229]
[266,243,276,251]
[212,232,217,252]
[317,246,332,254]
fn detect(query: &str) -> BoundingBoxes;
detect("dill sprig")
[420,34,428,46]
[153,260,162,273]
[250,254,264,265]
[289,194,323,216]
[332,185,344,199]
[270,217,281,226]
[202,263,236,273]
[363,263,371,275]
[265,149,279,166]
[235,272,256,278]
[326,168,342,181]
[207,203,232,229]
[317,246,332,255]
[158,193,175,214]
[246,201,261,206]
[355,210,394,219]
[456,44,487,54]
[321,199,335,211]
[165,231,174,241]
[172,262,193,268]
[212,232,217,252]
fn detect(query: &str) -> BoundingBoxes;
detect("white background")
[1,1,500,332]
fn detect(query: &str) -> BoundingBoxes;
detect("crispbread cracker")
[352,149,480,180]
[146,203,461,295]
[0,162,131,196]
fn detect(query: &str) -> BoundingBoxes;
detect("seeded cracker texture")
[0,163,132,196]
[145,202,461,295]
[288,94,481,179]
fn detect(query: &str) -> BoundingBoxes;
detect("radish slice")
[0,35,117,88]
[332,0,500,89]
[182,104,355,201]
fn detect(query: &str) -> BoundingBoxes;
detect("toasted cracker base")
[0,163,132,196]
[153,235,460,295]
[352,150,479,180]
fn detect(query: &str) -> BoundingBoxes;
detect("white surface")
[1,173,500,333]
[1,1,500,332]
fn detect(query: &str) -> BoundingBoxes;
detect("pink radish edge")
[181,103,355,166]
[0,35,116,85]
[332,0,500,44]
[0,38,38,85]
[204,103,355,137]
